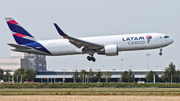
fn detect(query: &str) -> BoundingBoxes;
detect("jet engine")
[104,45,118,56]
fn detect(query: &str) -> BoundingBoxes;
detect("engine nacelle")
[104,45,118,56]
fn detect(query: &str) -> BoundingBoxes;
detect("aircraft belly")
[48,45,81,55]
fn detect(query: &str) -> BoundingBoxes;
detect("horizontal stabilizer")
[7,43,32,49]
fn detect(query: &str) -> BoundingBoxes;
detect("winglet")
[54,23,68,39]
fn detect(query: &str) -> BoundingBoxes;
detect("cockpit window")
[164,36,170,38]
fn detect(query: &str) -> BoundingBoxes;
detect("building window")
[0,63,19,66]
[39,64,42,66]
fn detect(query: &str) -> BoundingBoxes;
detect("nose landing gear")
[159,49,163,56]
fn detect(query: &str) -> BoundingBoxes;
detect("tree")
[3,70,11,82]
[23,68,36,82]
[13,67,25,83]
[145,70,159,82]
[173,70,180,82]
[72,69,79,83]
[161,62,176,82]
[121,69,134,82]
[88,68,94,82]
[95,71,102,82]
[79,69,87,83]
[127,70,134,82]
[0,68,3,80]
[13,67,36,83]
[103,71,112,83]
[121,71,128,82]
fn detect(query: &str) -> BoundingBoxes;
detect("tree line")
[72,69,112,83]
[72,69,135,83]
[0,67,36,83]
[145,62,180,83]
[73,62,179,83]
[0,62,179,83]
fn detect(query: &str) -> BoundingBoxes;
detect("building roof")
[36,70,165,78]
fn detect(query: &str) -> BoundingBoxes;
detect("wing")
[7,43,32,49]
[54,23,104,49]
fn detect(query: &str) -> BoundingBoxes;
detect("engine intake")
[104,45,118,56]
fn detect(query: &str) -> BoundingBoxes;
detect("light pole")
[146,54,150,70]
[63,61,66,83]
[121,59,124,70]
[146,54,150,83]
[134,59,135,70]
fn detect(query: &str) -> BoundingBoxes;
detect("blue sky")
[0,0,179,71]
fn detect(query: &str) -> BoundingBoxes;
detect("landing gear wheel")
[87,56,96,62]
[91,57,96,62]
[87,51,96,62]
[159,48,163,56]
[87,56,92,61]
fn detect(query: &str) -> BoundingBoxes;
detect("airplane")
[5,17,174,62]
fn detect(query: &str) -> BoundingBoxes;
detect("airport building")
[0,52,46,72]
[0,53,165,83]
[35,70,164,83]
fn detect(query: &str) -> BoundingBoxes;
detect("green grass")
[0,88,180,95]
[1,88,180,91]
[2,83,180,88]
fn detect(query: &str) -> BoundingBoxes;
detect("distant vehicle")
[24,81,34,83]
[137,81,145,83]
[0,80,4,83]
[5,17,174,62]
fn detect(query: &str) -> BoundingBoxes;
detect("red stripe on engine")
[7,20,18,25]
[13,33,26,37]
[63,37,66,39]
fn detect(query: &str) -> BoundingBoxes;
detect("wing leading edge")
[53,23,104,49]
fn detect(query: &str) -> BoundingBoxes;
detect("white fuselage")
[12,33,173,56]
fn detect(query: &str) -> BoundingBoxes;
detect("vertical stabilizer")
[5,17,36,45]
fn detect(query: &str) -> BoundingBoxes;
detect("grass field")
[1,88,180,95]
[1,88,180,91]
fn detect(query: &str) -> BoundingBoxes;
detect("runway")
[0,95,180,101]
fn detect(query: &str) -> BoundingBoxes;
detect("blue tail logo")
[5,17,36,45]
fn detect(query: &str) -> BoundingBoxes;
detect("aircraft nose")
[169,39,174,44]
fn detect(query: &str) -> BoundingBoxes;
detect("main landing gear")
[85,49,96,62]
[87,56,96,62]
[159,49,163,56]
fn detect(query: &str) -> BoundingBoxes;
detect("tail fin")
[5,17,36,45]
